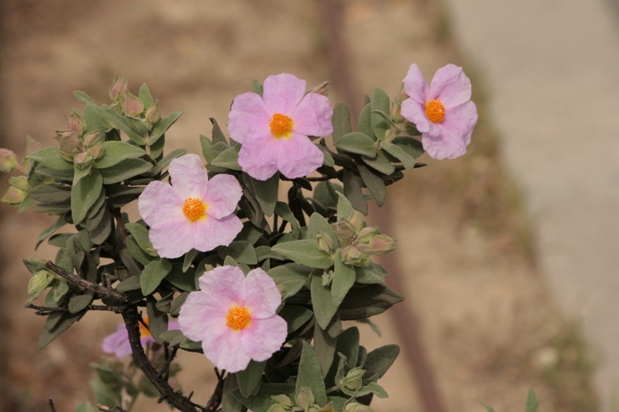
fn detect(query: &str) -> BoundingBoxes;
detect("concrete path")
[442,0,619,408]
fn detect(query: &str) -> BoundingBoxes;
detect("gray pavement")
[442,0,619,408]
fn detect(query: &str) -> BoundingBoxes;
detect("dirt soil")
[0,0,597,411]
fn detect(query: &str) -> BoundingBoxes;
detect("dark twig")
[26,303,124,315]
[122,305,205,411]
[44,261,128,303]
[157,345,180,380]
[48,399,57,412]
[205,368,226,411]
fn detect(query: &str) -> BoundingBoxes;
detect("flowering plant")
[1,65,481,411]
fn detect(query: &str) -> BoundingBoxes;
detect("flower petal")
[192,214,243,253]
[401,98,434,134]
[429,64,472,108]
[168,154,210,199]
[148,218,196,259]
[402,64,429,105]
[228,92,272,144]
[291,93,334,137]
[197,265,247,305]
[138,181,184,227]
[101,324,132,359]
[238,134,280,181]
[277,133,324,179]
[202,328,251,373]
[203,174,242,219]
[178,290,229,342]
[244,269,282,318]
[262,73,306,114]
[241,316,288,362]
[442,100,478,147]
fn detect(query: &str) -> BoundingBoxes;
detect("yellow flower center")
[139,317,151,338]
[425,99,445,123]
[226,305,251,331]
[182,198,207,222]
[269,113,294,139]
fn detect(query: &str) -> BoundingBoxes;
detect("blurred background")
[1,0,617,411]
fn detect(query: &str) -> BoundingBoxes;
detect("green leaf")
[126,235,154,266]
[151,148,187,176]
[335,132,377,158]
[357,103,372,137]
[313,317,340,375]
[38,312,79,349]
[149,111,182,145]
[268,263,312,300]
[297,342,328,406]
[99,158,152,184]
[236,360,266,397]
[525,389,539,412]
[222,375,247,412]
[279,305,314,334]
[218,240,257,265]
[102,106,147,145]
[342,170,367,215]
[71,169,103,225]
[211,144,241,170]
[311,276,337,330]
[147,298,169,343]
[481,402,496,412]
[28,183,72,204]
[83,104,111,134]
[332,102,351,142]
[140,258,173,296]
[250,174,279,217]
[69,293,94,313]
[380,140,416,170]
[274,202,299,231]
[116,275,141,293]
[94,141,146,169]
[316,143,335,167]
[28,147,74,170]
[362,153,395,175]
[355,263,387,285]
[362,344,399,379]
[307,213,338,247]
[73,90,95,105]
[358,164,386,206]
[331,250,356,307]
[139,83,155,109]
[371,88,390,139]
[125,222,158,257]
[165,264,197,292]
[210,117,229,145]
[392,135,424,159]
[272,240,333,269]
[251,79,264,96]
[338,285,404,321]
[35,214,68,249]
[336,192,354,220]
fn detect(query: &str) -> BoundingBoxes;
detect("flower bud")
[82,130,101,148]
[369,234,396,255]
[68,110,86,135]
[74,151,92,168]
[333,221,356,243]
[145,101,161,125]
[310,81,330,97]
[109,74,128,101]
[123,92,144,117]
[341,245,370,267]
[27,269,55,299]
[345,403,374,412]
[340,367,365,391]
[55,131,82,159]
[0,149,18,172]
[321,270,334,286]
[270,395,293,409]
[9,175,28,191]
[1,186,26,205]
[316,233,333,254]
[348,211,365,233]
[356,227,378,244]
[87,142,104,160]
[25,135,43,155]
[295,386,315,411]
[266,405,287,412]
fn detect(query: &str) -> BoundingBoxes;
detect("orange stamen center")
[269,113,294,139]
[139,318,151,338]
[425,99,446,123]
[226,305,251,331]
[182,198,207,222]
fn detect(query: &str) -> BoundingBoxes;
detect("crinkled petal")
[192,214,243,253]
[442,100,478,148]
[244,269,282,319]
[422,127,467,160]
[178,290,229,342]
[241,316,288,362]
[138,181,184,227]
[277,133,324,179]
[203,174,242,219]
[402,64,429,105]
[401,98,436,135]
[203,328,251,373]
[197,265,247,305]
[148,218,196,259]
[262,73,306,114]
[238,134,280,181]
[228,92,272,144]
[291,93,334,137]
[429,64,472,108]
[168,154,209,199]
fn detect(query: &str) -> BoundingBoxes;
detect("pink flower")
[138,154,243,259]
[401,64,478,160]
[178,265,288,373]
[228,73,333,180]
[102,319,179,359]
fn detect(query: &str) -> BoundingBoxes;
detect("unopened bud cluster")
[332,211,396,267]
[56,114,104,169]
[267,387,337,412]
[109,74,161,128]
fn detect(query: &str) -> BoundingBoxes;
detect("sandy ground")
[0,1,596,411]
